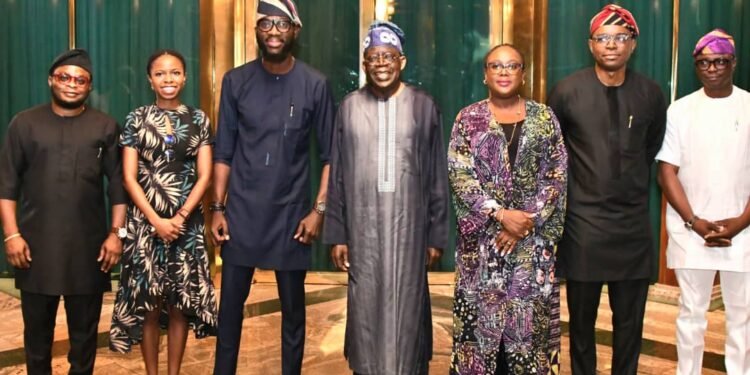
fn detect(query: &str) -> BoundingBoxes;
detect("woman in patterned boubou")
[110,49,218,375]
[448,44,568,374]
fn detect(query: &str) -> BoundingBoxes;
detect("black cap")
[49,48,92,76]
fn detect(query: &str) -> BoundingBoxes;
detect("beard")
[50,88,88,109]
[257,34,296,62]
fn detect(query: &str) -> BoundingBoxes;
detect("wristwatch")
[684,215,699,231]
[313,201,326,215]
[111,226,127,240]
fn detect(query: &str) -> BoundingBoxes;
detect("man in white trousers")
[656,29,750,375]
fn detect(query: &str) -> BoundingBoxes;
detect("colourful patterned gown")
[110,104,218,353]
[448,99,567,374]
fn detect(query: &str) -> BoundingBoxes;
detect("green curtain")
[547,1,673,280]
[75,0,200,125]
[392,0,490,271]
[296,1,360,103]
[0,0,69,276]
[295,1,360,270]
[676,2,750,97]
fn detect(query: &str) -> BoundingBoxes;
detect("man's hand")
[703,217,749,246]
[98,234,122,272]
[5,236,31,269]
[426,247,442,268]
[692,218,731,247]
[331,244,349,271]
[294,211,323,245]
[498,210,534,238]
[210,211,230,245]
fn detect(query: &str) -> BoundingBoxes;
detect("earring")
[522,79,526,85]
[482,78,487,85]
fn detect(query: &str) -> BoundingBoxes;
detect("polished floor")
[0,271,729,374]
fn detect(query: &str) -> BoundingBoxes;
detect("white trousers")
[675,269,750,375]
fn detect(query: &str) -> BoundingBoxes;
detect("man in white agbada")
[656,29,750,375]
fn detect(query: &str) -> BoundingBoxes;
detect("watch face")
[316,202,326,212]
[117,227,127,239]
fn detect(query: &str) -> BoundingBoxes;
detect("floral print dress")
[110,104,218,353]
[448,99,568,374]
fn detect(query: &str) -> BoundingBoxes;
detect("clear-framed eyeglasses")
[485,61,524,73]
[590,33,634,45]
[364,52,401,65]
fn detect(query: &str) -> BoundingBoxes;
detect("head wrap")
[589,4,640,37]
[363,21,405,53]
[257,0,302,27]
[49,48,92,76]
[693,29,735,57]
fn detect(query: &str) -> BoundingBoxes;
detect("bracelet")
[487,207,497,219]
[684,215,699,231]
[3,233,21,243]
[495,208,505,223]
[177,209,190,220]
[209,202,226,213]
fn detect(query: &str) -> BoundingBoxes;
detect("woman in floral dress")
[110,49,217,375]
[448,44,568,374]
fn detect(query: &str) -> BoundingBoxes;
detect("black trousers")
[20,291,103,375]
[566,278,650,375]
[213,264,307,375]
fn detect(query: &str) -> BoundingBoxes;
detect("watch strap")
[684,215,699,231]
[111,226,127,239]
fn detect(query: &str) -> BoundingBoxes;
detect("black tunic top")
[0,104,126,294]
[548,68,667,281]
[214,59,335,270]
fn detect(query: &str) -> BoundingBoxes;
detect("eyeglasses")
[164,134,176,162]
[694,57,734,71]
[52,73,90,86]
[364,52,401,65]
[591,33,634,45]
[257,18,293,32]
[485,62,524,73]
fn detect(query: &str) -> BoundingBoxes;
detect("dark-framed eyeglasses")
[364,52,401,65]
[52,73,90,86]
[257,18,293,32]
[485,61,524,73]
[164,134,176,162]
[591,33,634,45]
[694,57,734,71]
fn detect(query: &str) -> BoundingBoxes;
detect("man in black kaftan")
[547,5,667,375]
[0,49,126,375]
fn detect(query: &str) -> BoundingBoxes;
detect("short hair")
[483,44,526,67]
[146,49,187,75]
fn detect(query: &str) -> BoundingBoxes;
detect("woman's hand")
[494,230,522,256]
[152,217,181,243]
[498,209,535,238]
[170,215,186,234]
